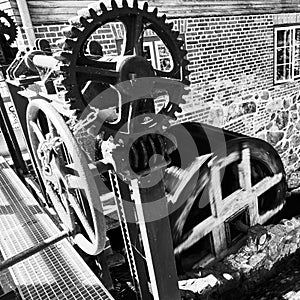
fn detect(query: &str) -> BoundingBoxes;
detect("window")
[143,42,156,67]
[143,40,174,71]
[275,26,300,83]
[154,41,174,71]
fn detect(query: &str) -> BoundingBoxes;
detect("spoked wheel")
[26,99,106,255]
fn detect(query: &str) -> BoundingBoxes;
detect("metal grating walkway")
[0,157,114,300]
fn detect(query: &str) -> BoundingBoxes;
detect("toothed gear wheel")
[58,0,190,130]
[0,10,17,45]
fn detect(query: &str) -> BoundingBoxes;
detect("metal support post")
[131,172,181,300]
[0,91,26,179]
[6,81,47,201]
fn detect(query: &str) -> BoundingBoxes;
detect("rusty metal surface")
[0,157,114,300]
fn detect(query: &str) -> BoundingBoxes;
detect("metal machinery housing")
[3,1,287,299]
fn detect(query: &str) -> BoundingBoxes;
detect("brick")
[38,27,48,33]
[49,26,59,32]
[45,32,56,38]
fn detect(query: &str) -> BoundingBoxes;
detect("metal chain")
[109,171,143,299]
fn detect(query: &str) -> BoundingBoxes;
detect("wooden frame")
[174,146,283,265]
[274,25,300,84]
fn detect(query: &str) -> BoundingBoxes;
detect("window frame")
[274,25,300,84]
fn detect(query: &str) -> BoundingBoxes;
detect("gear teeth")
[68,16,82,26]
[143,2,148,11]
[148,136,156,158]
[56,38,76,51]
[80,16,90,27]
[133,0,138,8]
[59,1,191,126]
[157,135,165,155]
[184,69,192,77]
[182,59,189,68]
[62,26,81,38]
[130,145,139,169]
[182,79,190,86]
[100,2,108,13]
[162,107,176,120]
[77,8,92,19]
[179,93,187,104]
[0,11,17,45]
[139,140,148,168]
[169,104,182,115]
[88,2,101,14]
[177,39,184,49]
[111,0,118,9]
[89,8,98,19]
[181,49,188,57]
[167,22,174,30]
[122,0,129,8]
[182,87,190,96]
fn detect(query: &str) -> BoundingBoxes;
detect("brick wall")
[177,14,274,134]
[16,23,118,54]
[17,24,65,49]
[177,13,300,187]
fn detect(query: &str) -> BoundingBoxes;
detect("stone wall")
[179,217,300,299]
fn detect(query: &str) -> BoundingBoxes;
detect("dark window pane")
[277,65,284,81]
[294,60,300,77]
[276,29,294,82]
[285,48,291,63]
[296,29,300,42]
[277,48,284,64]
[295,46,300,60]
[277,48,290,64]
[286,65,292,79]
[277,30,285,47]
[277,65,291,81]
[285,30,291,45]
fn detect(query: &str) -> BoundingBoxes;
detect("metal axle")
[0,229,70,272]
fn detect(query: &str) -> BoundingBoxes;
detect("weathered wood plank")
[154,1,300,18]
[10,0,300,26]
[28,1,96,8]
[252,173,283,196]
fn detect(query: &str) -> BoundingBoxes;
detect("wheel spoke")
[68,194,96,242]
[121,14,144,55]
[48,159,80,190]
[47,187,75,231]
[29,121,46,143]
[49,158,96,241]
[46,117,58,139]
